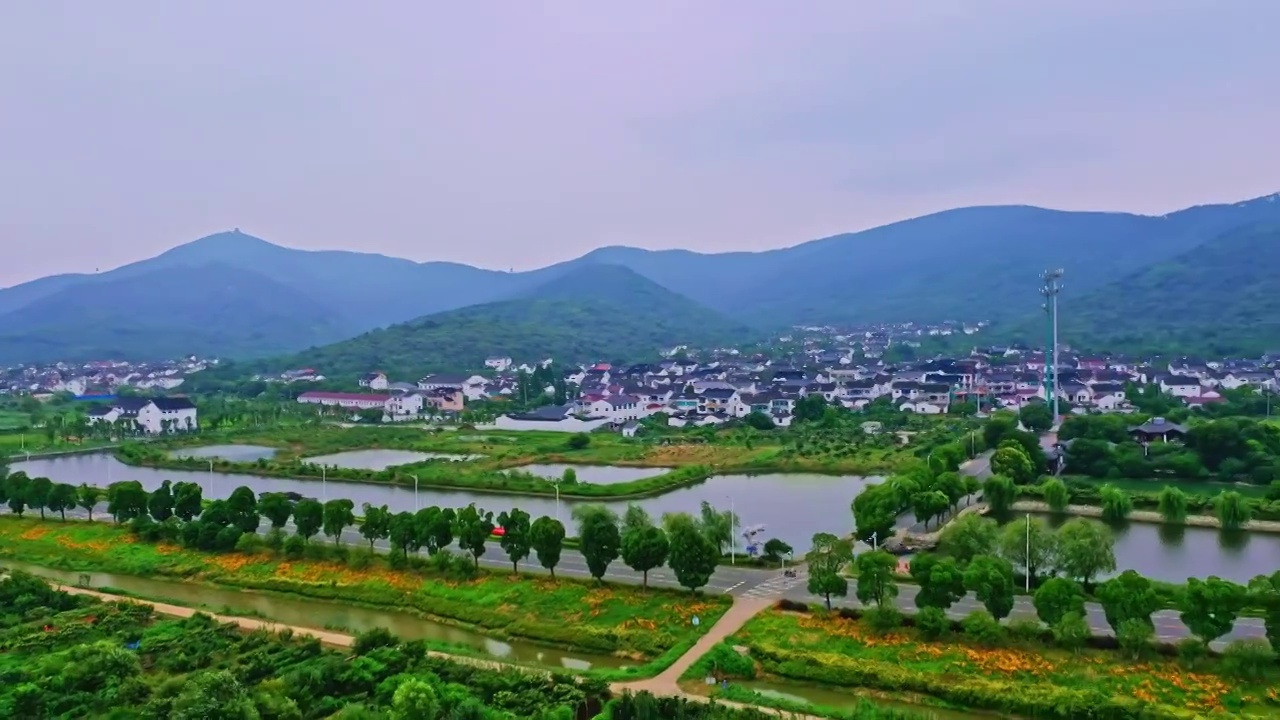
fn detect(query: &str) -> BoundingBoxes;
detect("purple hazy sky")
[3,1,1279,286]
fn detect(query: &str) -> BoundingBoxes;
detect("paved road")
[4,505,1270,647]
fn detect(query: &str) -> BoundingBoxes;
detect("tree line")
[0,463,742,593]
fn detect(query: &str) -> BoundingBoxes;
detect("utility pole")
[1040,269,1064,426]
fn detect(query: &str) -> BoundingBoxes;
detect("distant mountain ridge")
[1,192,1278,363]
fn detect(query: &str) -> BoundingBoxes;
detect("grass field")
[730,610,1278,718]
[0,516,729,664]
[0,410,29,431]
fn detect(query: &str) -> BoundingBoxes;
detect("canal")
[2,559,629,671]
[12,452,876,550]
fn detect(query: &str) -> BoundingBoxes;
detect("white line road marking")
[726,581,746,593]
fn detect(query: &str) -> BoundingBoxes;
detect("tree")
[388,511,420,558]
[576,505,621,581]
[666,513,719,593]
[455,504,496,568]
[417,506,456,555]
[938,514,998,565]
[621,525,669,589]
[171,669,259,720]
[794,393,828,423]
[909,554,965,610]
[391,678,440,720]
[361,503,393,550]
[497,507,533,573]
[1033,577,1085,626]
[698,501,737,555]
[321,499,355,546]
[961,475,982,504]
[762,538,793,563]
[173,481,203,522]
[293,499,323,543]
[258,492,294,529]
[1248,571,1280,654]
[1157,485,1189,524]
[566,433,591,450]
[744,411,775,430]
[1180,576,1247,646]
[997,515,1058,585]
[106,481,148,523]
[148,480,175,522]
[1,473,26,516]
[227,486,261,533]
[855,550,898,608]
[1055,517,1116,589]
[1098,484,1132,522]
[981,474,1017,516]
[27,476,53,519]
[851,483,897,545]
[991,446,1035,485]
[934,472,967,510]
[1097,570,1160,634]
[964,555,1016,620]
[76,483,100,521]
[910,490,950,530]
[47,483,77,520]
[1041,477,1070,513]
[807,533,853,610]
[1213,490,1252,530]
[622,504,653,533]
[530,516,566,578]
[1019,403,1054,433]
[1116,618,1154,659]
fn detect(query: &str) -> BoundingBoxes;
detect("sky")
[2,1,1279,286]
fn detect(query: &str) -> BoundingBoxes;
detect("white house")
[1159,375,1203,398]
[384,392,424,421]
[484,356,513,372]
[136,398,199,434]
[87,397,198,434]
[359,372,389,390]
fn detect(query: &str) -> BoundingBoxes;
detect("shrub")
[1007,618,1043,643]
[914,607,949,640]
[348,548,375,570]
[234,532,263,554]
[774,599,810,613]
[264,528,286,552]
[961,610,1005,646]
[864,606,903,634]
[1174,637,1207,669]
[352,627,398,655]
[1051,613,1089,651]
[283,535,306,559]
[687,642,757,680]
[1220,638,1275,680]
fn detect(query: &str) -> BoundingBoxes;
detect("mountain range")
[1,192,1278,365]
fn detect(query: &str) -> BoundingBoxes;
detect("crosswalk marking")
[739,570,809,598]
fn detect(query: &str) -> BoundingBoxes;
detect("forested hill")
[268,264,756,379]
[1051,224,1280,356]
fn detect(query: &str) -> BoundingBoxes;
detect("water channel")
[12,452,875,550]
[2,559,629,671]
[738,680,1002,719]
[505,463,673,485]
[301,449,477,470]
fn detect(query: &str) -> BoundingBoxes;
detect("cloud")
[0,1,1277,285]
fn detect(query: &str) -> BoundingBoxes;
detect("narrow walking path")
[618,595,774,696]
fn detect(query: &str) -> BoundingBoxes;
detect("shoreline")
[1009,499,1280,534]
[85,447,887,500]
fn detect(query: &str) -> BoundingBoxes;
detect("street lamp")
[321,466,327,502]
[208,460,213,498]
[727,494,737,565]
[410,474,419,511]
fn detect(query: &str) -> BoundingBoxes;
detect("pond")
[301,449,476,470]
[12,454,875,550]
[737,679,1005,719]
[169,445,277,462]
[2,559,629,671]
[506,463,673,485]
[999,513,1280,584]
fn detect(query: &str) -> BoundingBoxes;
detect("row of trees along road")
[0,461,749,593]
[803,529,1280,660]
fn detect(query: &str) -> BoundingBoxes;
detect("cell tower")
[1040,269,1064,425]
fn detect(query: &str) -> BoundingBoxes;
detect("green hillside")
[280,264,756,378]
[1052,224,1280,355]
[0,264,350,363]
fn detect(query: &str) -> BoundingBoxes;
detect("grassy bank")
[0,516,729,666]
[116,425,899,498]
[728,608,1278,719]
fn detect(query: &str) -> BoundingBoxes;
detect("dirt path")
[62,584,803,717]
[616,595,773,696]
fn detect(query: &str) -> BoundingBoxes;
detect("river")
[2,559,629,671]
[12,452,876,550]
